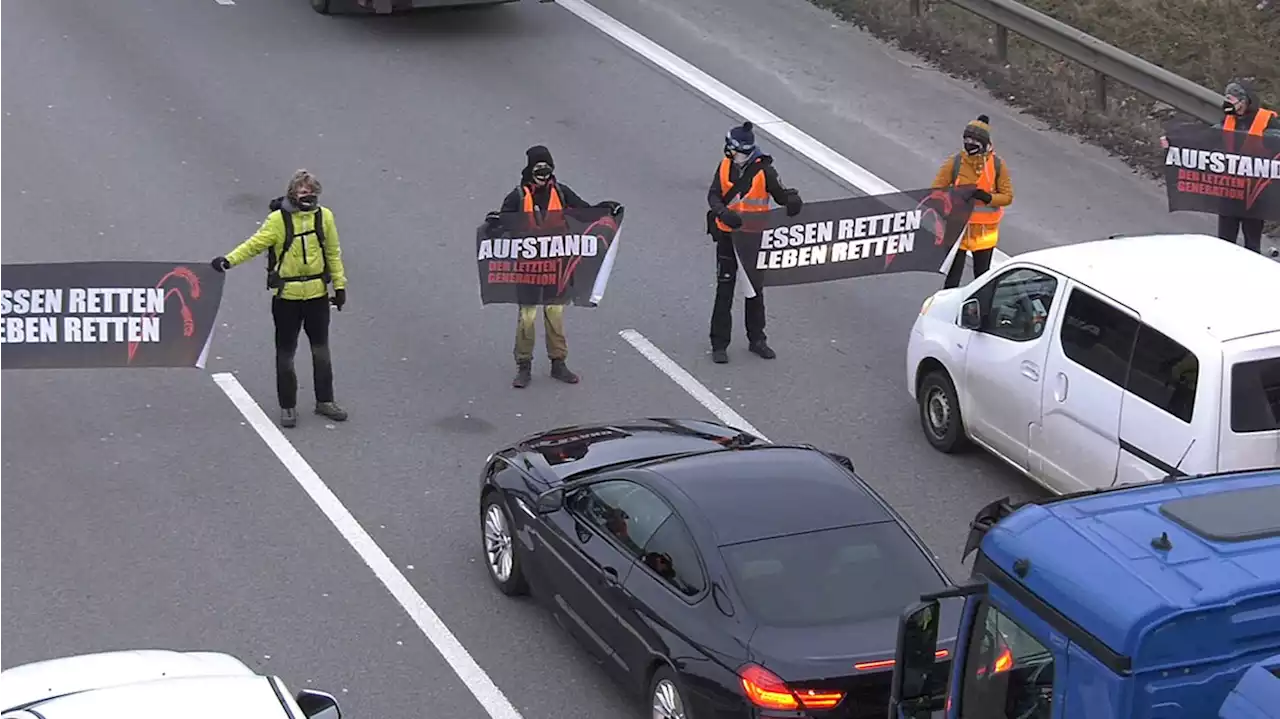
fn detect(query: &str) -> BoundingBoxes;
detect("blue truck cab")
[886,468,1280,719]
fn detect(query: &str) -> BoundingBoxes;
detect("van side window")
[1127,326,1198,423]
[1059,288,1138,387]
[978,269,1058,342]
[1231,358,1280,432]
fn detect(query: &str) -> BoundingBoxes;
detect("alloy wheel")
[484,504,514,582]
[652,679,687,719]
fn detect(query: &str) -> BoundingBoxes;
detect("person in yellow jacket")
[932,115,1014,289]
[211,169,348,428]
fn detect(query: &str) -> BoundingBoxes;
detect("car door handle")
[602,566,620,587]
[1021,361,1040,381]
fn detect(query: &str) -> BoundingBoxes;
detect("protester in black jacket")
[485,145,622,388]
[706,121,802,364]
[1163,79,1279,254]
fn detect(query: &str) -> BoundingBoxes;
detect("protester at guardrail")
[489,145,623,388]
[211,169,349,428]
[932,115,1014,289]
[705,121,803,364]
[1216,80,1278,253]
[1160,79,1279,254]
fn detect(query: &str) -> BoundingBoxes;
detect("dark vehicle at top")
[477,417,960,719]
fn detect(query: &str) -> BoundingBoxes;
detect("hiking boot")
[550,359,580,384]
[748,341,776,359]
[711,348,729,364]
[513,361,532,388]
[280,408,298,428]
[315,401,348,421]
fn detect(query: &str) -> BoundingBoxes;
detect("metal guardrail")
[909,0,1226,125]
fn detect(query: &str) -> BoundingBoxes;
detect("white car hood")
[0,650,255,710]
[923,287,966,321]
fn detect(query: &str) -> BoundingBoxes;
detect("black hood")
[1225,78,1261,114]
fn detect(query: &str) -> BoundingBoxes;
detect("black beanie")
[525,145,554,171]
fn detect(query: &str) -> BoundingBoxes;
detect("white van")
[906,233,1280,495]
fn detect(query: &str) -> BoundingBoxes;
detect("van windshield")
[1231,357,1280,433]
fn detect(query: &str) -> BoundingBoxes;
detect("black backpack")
[265,196,330,293]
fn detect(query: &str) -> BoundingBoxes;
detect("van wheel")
[919,369,969,453]
[310,0,331,13]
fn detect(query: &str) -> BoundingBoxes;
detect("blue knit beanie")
[726,121,756,152]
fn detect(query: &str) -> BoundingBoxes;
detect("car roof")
[1009,233,1280,342]
[980,468,1280,672]
[8,675,293,719]
[641,446,894,545]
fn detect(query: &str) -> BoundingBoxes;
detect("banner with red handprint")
[1163,122,1280,221]
[729,187,976,295]
[476,206,623,307]
[0,261,226,370]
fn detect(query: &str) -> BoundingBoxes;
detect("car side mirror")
[960,298,982,330]
[295,689,341,719]
[889,600,947,718]
[535,487,565,514]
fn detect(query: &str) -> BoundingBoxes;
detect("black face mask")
[963,139,984,156]
[295,195,318,211]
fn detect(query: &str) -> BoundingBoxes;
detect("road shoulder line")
[210,371,524,719]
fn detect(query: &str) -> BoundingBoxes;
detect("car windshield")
[720,522,943,627]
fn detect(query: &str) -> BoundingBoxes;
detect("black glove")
[784,190,803,217]
[970,189,993,204]
[484,211,502,227]
[211,256,231,272]
[719,210,743,229]
[331,288,346,311]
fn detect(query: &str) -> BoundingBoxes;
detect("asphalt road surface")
[1,0,1225,717]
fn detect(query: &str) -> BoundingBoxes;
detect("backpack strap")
[721,157,767,206]
[950,153,1003,185]
[265,205,330,296]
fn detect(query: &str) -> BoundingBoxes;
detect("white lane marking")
[214,0,235,5]
[554,0,1010,266]
[618,329,768,440]
[211,372,524,719]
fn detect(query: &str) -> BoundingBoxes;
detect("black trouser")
[1217,215,1263,253]
[944,247,995,289]
[272,296,333,409]
[710,231,766,350]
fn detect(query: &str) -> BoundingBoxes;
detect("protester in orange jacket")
[932,115,1014,288]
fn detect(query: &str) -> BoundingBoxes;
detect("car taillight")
[737,663,844,711]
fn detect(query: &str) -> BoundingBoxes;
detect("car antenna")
[1161,438,1196,483]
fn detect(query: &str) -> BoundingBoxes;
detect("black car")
[477,418,959,719]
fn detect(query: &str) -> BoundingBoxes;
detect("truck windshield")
[957,598,1056,719]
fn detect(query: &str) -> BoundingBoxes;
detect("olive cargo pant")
[514,304,567,363]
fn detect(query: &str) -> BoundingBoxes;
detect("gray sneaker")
[280,408,298,428]
[315,401,348,421]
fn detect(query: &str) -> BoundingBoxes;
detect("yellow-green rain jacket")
[226,206,347,301]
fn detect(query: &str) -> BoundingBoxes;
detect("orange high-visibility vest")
[714,158,771,232]
[1224,108,1277,136]
[948,153,1004,252]
[1224,108,1277,154]
[522,184,563,226]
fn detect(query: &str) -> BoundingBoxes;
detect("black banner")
[477,207,623,306]
[731,188,976,294]
[1163,123,1280,221]
[1,261,226,370]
